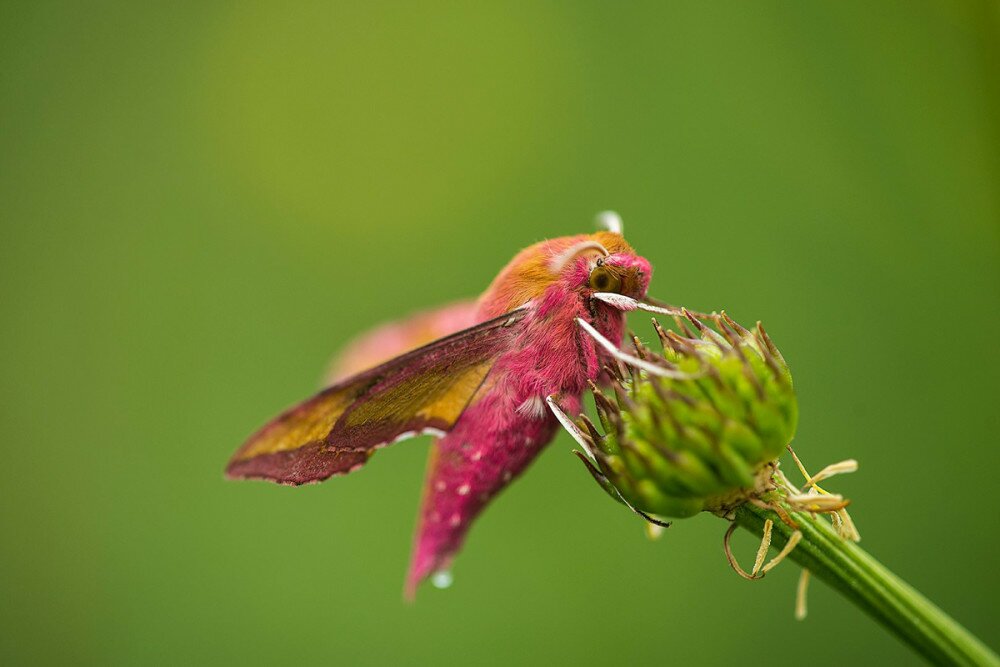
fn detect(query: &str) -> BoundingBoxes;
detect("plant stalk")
[734,503,999,666]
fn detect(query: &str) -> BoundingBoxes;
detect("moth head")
[587,254,650,299]
[550,233,651,301]
[477,213,651,317]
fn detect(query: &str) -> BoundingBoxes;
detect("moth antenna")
[549,240,610,272]
[591,292,717,320]
[645,295,717,319]
[594,210,623,234]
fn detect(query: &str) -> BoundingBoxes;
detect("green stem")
[734,503,999,666]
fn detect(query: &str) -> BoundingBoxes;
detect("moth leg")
[576,318,701,380]
[630,507,673,528]
[544,394,599,462]
[546,394,671,530]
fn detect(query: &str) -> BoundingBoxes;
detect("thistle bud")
[575,311,797,519]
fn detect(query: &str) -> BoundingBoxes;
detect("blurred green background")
[2,1,998,665]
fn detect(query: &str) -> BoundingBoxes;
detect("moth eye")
[589,266,621,293]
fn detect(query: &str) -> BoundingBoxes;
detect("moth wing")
[226,307,527,485]
[324,300,479,385]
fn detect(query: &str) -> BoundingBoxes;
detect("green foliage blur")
[1,2,997,665]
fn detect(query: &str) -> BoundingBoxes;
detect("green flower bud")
[575,311,797,519]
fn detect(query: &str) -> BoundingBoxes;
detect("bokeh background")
[2,2,998,665]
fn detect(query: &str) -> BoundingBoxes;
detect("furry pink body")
[406,253,646,593]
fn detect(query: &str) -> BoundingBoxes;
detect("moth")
[226,212,681,596]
